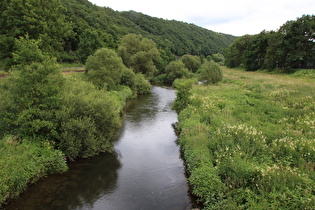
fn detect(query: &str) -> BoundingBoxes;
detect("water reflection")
[6,153,121,210]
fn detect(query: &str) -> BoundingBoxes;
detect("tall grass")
[0,136,68,206]
[177,67,315,209]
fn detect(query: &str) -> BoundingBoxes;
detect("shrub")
[0,37,63,139]
[181,54,201,73]
[85,47,126,90]
[55,77,123,160]
[134,73,151,95]
[189,166,227,206]
[198,60,223,84]
[165,60,191,84]
[172,78,195,113]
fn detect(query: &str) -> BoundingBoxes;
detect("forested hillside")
[0,0,235,69]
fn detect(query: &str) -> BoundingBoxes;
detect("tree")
[77,29,115,63]
[0,36,63,139]
[165,60,191,84]
[225,35,252,68]
[198,60,223,84]
[85,48,126,90]
[118,34,160,76]
[0,0,72,68]
[77,29,103,63]
[264,31,286,69]
[211,53,225,66]
[243,31,269,71]
[181,54,201,72]
[278,15,315,69]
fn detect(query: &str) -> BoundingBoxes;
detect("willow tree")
[118,34,160,76]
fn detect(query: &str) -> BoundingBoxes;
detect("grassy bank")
[177,67,315,209]
[0,136,68,205]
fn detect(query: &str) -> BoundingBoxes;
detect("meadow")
[177,67,315,209]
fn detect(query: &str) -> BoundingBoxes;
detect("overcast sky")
[88,0,314,36]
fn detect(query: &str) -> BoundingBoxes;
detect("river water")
[6,86,194,210]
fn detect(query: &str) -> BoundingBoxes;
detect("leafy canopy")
[118,34,160,76]
[85,48,127,90]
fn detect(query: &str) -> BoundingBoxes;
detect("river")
[6,86,194,210]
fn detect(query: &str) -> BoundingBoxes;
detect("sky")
[88,0,315,36]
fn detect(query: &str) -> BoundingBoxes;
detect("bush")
[172,78,195,113]
[189,166,227,206]
[85,47,126,90]
[55,77,124,160]
[181,54,201,73]
[198,60,223,84]
[149,74,168,85]
[165,60,192,84]
[0,37,63,139]
[134,73,151,95]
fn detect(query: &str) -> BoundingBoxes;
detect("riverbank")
[0,72,134,207]
[4,86,193,209]
[176,67,315,208]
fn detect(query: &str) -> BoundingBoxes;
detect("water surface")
[6,86,192,210]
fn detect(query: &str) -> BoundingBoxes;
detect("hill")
[61,0,236,57]
[0,0,236,68]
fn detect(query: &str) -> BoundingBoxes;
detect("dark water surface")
[6,86,193,210]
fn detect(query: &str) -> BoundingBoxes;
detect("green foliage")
[149,74,168,85]
[181,54,201,73]
[134,73,151,95]
[291,69,315,79]
[0,0,72,68]
[165,60,192,84]
[0,136,67,205]
[12,35,46,66]
[1,0,235,66]
[55,76,128,160]
[85,47,126,90]
[176,68,315,208]
[198,60,223,84]
[0,37,63,139]
[118,34,160,76]
[225,35,252,68]
[120,68,137,92]
[77,29,103,63]
[121,11,235,56]
[172,78,195,113]
[189,166,227,206]
[243,31,269,71]
[226,15,315,71]
[211,53,225,66]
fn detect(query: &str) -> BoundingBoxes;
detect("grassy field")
[177,67,315,209]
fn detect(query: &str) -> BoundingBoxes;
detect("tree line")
[225,15,315,71]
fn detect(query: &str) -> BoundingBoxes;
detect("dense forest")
[0,0,235,70]
[225,15,315,71]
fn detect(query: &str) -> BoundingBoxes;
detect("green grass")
[177,67,315,209]
[0,136,68,206]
